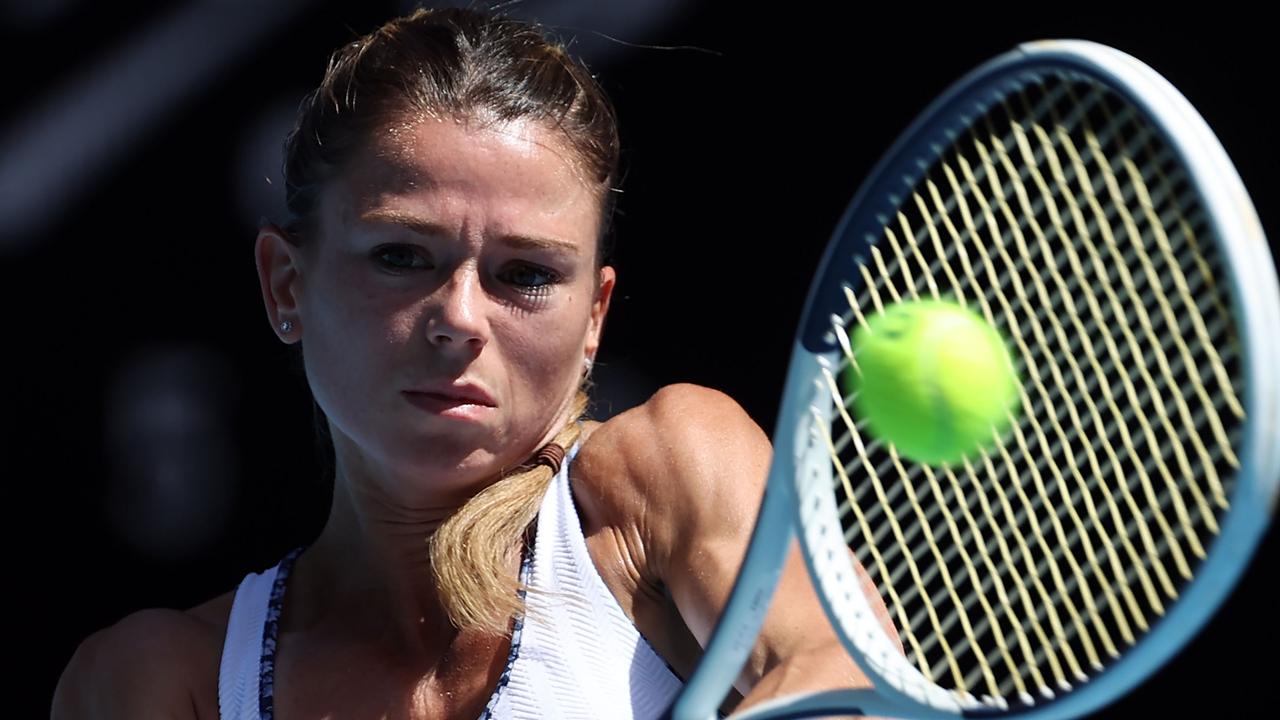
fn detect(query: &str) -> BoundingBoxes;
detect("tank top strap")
[217,545,303,720]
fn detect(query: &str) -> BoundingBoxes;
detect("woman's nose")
[426,267,488,352]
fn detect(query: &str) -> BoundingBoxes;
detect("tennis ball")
[841,299,1020,466]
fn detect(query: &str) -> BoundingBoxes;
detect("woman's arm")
[52,609,204,720]
[587,383,900,716]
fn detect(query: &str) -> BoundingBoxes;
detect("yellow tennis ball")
[842,299,1020,466]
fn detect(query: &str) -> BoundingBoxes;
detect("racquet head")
[678,38,1280,720]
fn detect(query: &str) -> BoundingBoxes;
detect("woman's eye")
[501,263,561,291]
[373,245,430,272]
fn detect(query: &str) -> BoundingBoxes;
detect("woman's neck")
[285,470,520,665]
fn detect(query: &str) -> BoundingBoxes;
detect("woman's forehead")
[322,116,603,244]
[373,115,592,191]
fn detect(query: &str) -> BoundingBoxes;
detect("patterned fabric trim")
[258,545,306,720]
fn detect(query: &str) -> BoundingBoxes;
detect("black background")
[8,1,1276,716]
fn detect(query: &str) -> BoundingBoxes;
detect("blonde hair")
[428,389,590,634]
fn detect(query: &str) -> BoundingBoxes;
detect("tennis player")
[53,7,895,718]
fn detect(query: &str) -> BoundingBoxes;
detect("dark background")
[6,0,1275,716]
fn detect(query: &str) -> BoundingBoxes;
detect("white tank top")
[218,439,688,719]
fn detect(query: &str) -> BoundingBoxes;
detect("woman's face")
[285,116,614,498]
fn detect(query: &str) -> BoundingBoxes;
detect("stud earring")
[279,320,293,333]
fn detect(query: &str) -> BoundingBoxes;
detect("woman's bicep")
[626,384,799,690]
[635,384,895,701]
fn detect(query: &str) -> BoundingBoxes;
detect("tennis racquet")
[670,39,1279,720]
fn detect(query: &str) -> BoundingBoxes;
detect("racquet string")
[822,71,1245,709]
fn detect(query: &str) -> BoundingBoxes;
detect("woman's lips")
[402,390,496,421]
[404,383,496,406]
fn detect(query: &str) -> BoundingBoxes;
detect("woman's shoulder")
[53,599,230,720]
[579,382,770,488]
[573,383,773,567]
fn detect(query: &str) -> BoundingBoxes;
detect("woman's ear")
[255,222,306,342]
[585,265,616,360]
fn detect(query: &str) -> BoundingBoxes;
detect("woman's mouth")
[402,390,496,421]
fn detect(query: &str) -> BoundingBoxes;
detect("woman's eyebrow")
[360,208,448,238]
[500,233,579,255]
[360,208,580,255]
